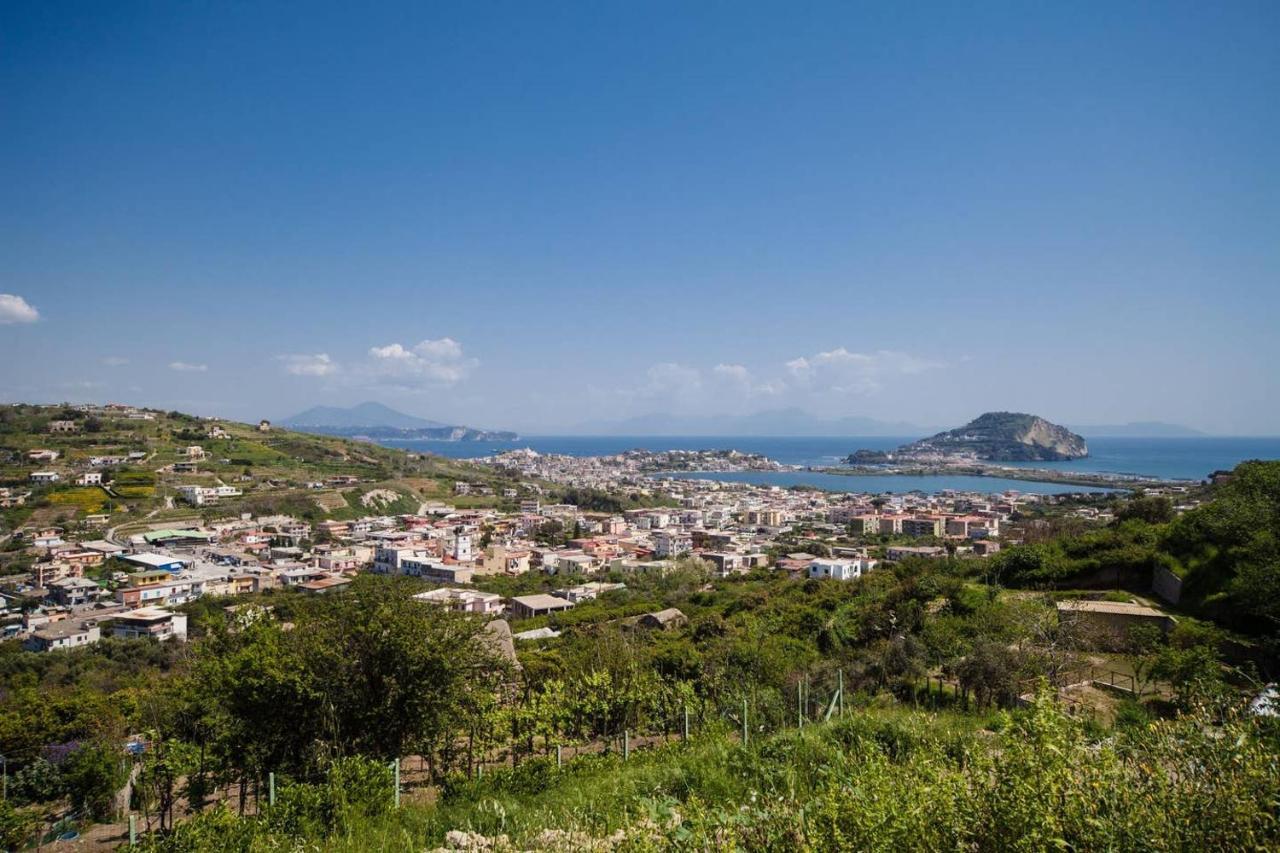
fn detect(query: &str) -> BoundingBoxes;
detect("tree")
[1114,496,1174,525]
[63,741,127,821]
[185,576,498,786]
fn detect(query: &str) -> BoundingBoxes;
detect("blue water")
[658,470,1118,496]
[394,435,1280,481]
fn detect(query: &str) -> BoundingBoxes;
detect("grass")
[48,487,109,514]
[146,692,1280,852]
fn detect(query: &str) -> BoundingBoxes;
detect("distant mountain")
[851,412,1089,463]
[281,402,518,442]
[1070,422,1206,438]
[574,408,928,437]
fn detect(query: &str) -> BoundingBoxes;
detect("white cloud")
[712,363,785,397]
[785,348,945,394]
[102,356,129,367]
[169,361,208,372]
[0,294,39,325]
[642,362,702,396]
[367,337,475,386]
[279,353,337,377]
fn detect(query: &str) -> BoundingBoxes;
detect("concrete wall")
[1152,565,1183,605]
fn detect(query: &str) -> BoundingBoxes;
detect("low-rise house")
[299,576,353,595]
[556,582,625,603]
[111,608,189,642]
[47,576,101,607]
[509,593,575,620]
[29,471,60,484]
[886,545,947,561]
[81,540,126,558]
[33,528,64,548]
[24,619,101,653]
[483,545,532,575]
[808,557,878,581]
[414,587,504,614]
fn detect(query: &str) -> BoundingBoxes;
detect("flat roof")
[512,593,575,610]
[143,529,213,542]
[122,553,186,568]
[1057,600,1166,618]
[117,607,175,622]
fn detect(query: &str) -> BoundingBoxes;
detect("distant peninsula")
[282,402,518,442]
[849,412,1089,463]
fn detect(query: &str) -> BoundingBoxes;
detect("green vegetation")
[142,691,1280,851]
[0,404,546,532]
[990,460,1280,645]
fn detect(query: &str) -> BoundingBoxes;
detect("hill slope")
[852,412,1089,462]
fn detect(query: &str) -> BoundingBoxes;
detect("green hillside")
[0,403,529,535]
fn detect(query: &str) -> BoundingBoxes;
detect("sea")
[382,435,1280,496]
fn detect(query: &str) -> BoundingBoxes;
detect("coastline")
[808,462,1194,491]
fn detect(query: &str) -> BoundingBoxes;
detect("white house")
[808,557,878,581]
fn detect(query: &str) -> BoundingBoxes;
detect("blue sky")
[1,1,1277,434]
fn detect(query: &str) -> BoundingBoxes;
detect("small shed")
[637,608,688,631]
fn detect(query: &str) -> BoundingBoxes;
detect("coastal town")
[0,403,1202,656]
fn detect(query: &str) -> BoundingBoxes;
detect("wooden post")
[268,772,275,807]
[556,744,562,769]
[683,706,690,741]
[623,730,630,761]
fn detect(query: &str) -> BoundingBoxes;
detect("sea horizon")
[380,434,1280,484]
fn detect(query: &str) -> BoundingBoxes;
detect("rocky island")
[849,412,1089,463]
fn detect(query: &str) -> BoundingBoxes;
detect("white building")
[808,557,878,581]
[413,587,503,615]
[652,530,692,559]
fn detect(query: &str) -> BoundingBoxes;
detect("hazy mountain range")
[280,403,1206,440]
[281,402,518,442]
